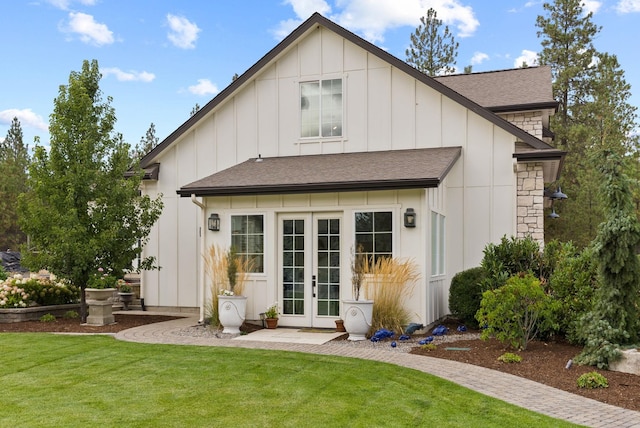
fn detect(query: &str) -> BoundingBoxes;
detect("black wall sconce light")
[544,186,568,219]
[208,213,220,231]
[404,208,416,228]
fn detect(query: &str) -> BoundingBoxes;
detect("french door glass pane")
[283,219,304,315]
[317,218,340,317]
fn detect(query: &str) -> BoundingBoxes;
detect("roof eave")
[177,178,442,198]
[488,101,559,114]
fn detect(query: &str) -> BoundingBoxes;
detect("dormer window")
[300,79,342,138]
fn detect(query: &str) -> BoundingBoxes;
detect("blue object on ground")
[391,341,397,348]
[370,328,394,342]
[404,323,423,335]
[399,334,410,341]
[432,325,448,336]
[457,325,467,332]
[418,336,434,345]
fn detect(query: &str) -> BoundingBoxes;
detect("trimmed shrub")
[577,371,608,389]
[481,236,541,290]
[476,273,558,350]
[547,246,599,342]
[448,267,486,328]
[497,352,522,363]
[39,313,56,322]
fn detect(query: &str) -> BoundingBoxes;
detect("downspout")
[191,194,207,324]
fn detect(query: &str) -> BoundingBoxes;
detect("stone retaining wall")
[0,304,80,323]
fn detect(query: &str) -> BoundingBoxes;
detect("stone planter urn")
[218,295,247,334]
[118,292,135,311]
[342,299,374,341]
[85,288,116,326]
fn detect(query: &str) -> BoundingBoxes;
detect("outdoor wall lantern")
[208,213,220,232]
[404,208,416,228]
[544,186,568,219]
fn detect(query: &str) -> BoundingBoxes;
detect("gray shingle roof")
[434,67,557,111]
[177,147,462,197]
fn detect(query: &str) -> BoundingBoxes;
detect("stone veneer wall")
[516,162,545,246]
[500,111,544,139]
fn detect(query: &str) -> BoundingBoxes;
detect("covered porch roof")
[177,147,462,197]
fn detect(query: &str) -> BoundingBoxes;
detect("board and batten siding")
[141,26,519,323]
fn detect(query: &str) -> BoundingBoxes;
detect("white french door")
[278,212,342,328]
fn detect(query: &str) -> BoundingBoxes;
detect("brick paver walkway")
[116,316,640,428]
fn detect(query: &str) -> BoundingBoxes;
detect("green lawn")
[0,334,577,427]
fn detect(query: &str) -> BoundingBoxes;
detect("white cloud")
[166,14,201,49]
[470,51,489,65]
[273,0,332,39]
[188,79,219,96]
[582,0,602,15]
[102,67,155,82]
[616,0,640,13]
[46,0,97,10]
[275,0,479,42]
[0,109,48,132]
[60,12,114,46]
[514,49,539,67]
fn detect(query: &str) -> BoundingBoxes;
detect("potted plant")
[117,279,135,311]
[264,302,279,329]
[342,245,374,341]
[204,245,253,334]
[85,268,117,325]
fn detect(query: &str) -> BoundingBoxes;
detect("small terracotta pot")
[265,318,278,329]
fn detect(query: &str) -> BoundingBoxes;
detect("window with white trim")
[431,211,445,276]
[300,79,342,138]
[354,211,392,264]
[231,215,264,273]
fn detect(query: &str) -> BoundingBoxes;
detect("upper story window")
[231,215,264,273]
[300,79,342,138]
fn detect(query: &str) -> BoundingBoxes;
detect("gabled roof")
[177,147,461,197]
[141,13,562,170]
[433,67,558,113]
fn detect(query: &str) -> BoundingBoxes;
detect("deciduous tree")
[18,60,163,321]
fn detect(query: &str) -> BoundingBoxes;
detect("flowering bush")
[118,280,132,293]
[87,268,117,289]
[0,274,79,308]
[219,289,235,296]
[265,302,279,319]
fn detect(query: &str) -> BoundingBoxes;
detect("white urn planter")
[85,288,116,326]
[342,299,374,341]
[218,295,247,334]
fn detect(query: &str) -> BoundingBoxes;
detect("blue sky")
[1,0,639,149]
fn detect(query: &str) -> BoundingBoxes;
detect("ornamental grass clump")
[367,257,420,334]
[203,244,253,325]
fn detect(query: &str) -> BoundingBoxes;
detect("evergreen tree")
[405,8,459,76]
[0,117,29,250]
[190,103,201,117]
[575,151,640,368]
[536,0,639,247]
[131,122,159,162]
[18,60,163,321]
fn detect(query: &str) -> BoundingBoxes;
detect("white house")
[136,13,564,327]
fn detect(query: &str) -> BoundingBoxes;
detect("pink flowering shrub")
[0,274,79,308]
